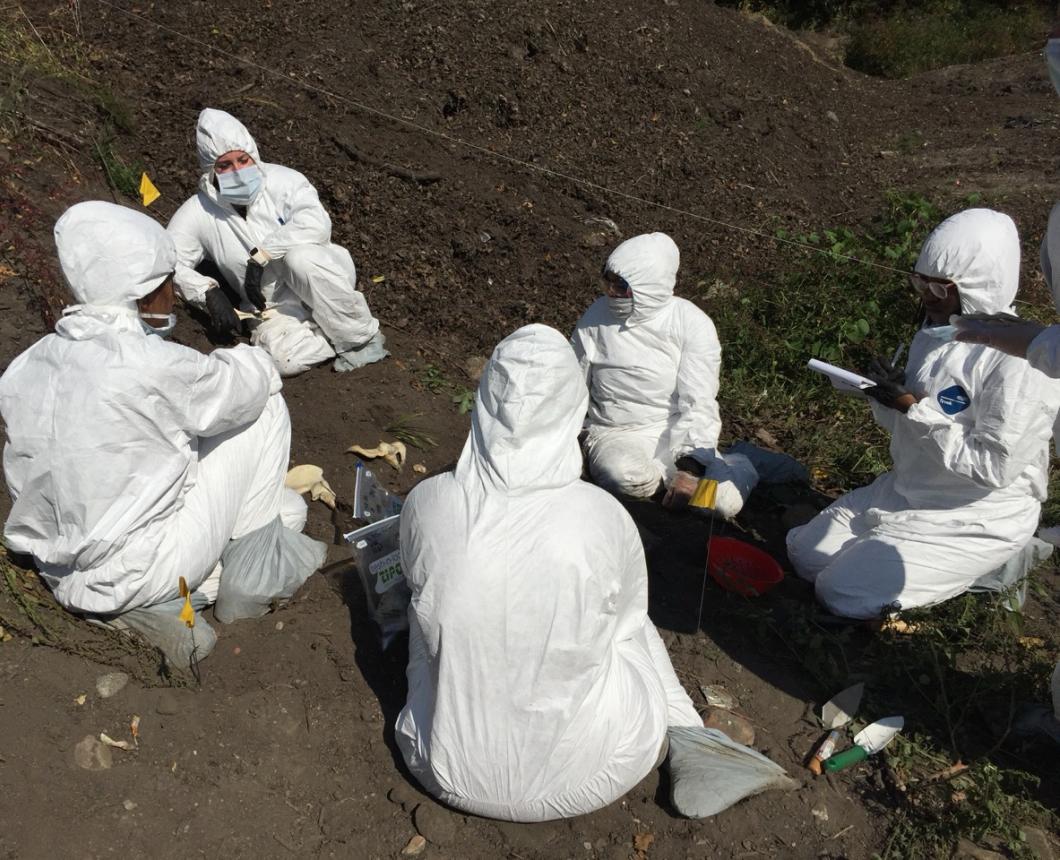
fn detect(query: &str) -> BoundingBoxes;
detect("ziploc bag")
[344,514,410,648]
[353,460,404,521]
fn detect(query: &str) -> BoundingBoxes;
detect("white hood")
[195,107,261,174]
[455,324,586,493]
[915,208,1019,316]
[53,201,175,312]
[604,232,680,323]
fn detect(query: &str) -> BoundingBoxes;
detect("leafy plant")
[451,387,475,415]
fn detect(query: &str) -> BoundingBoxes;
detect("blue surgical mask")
[922,323,957,342]
[216,164,262,206]
[140,313,177,338]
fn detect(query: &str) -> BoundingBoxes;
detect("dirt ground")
[1,1,1059,858]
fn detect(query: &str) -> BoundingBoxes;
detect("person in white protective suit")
[167,107,386,377]
[947,38,1060,738]
[394,324,709,821]
[787,209,1060,620]
[571,233,750,515]
[0,201,326,668]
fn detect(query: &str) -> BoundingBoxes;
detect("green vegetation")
[709,192,944,488]
[718,0,1052,78]
[384,413,439,451]
[417,364,477,415]
[94,133,143,197]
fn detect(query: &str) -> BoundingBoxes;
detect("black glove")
[864,356,909,409]
[243,256,267,311]
[205,288,241,336]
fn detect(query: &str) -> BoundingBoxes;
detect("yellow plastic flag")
[177,576,195,628]
[139,172,161,207]
[689,478,719,511]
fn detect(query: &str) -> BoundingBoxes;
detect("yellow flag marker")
[139,172,161,207]
[178,576,195,628]
[689,478,719,511]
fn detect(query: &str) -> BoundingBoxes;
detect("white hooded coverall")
[395,324,702,822]
[0,201,315,616]
[571,233,723,499]
[788,209,1060,619]
[167,108,380,376]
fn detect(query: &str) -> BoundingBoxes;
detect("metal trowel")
[821,682,864,729]
[824,715,904,772]
[808,683,864,774]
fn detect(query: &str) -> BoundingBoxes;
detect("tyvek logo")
[937,384,970,415]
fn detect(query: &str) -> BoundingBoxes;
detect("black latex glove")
[243,257,267,311]
[864,356,909,409]
[205,288,241,336]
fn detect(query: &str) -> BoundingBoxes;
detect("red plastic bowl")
[707,537,784,597]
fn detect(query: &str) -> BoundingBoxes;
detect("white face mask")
[140,313,177,338]
[216,164,262,206]
[1047,39,1060,97]
[608,297,634,318]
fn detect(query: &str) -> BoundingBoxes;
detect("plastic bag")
[353,460,404,521]
[667,725,798,818]
[215,516,327,623]
[345,514,410,648]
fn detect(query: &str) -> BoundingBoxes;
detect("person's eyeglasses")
[603,270,632,298]
[909,272,957,300]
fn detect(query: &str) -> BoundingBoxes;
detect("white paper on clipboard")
[807,358,876,394]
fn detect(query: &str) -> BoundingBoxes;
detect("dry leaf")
[347,440,407,470]
[633,832,655,853]
[284,464,337,509]
[74,693,87,706]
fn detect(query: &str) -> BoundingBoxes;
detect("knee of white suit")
[589,450,664,498]
[785,522,826,583]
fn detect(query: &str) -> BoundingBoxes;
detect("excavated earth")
[0,1,1058,858]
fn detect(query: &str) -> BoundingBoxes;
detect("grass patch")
[846,2,1051,80]
[708,192,944,489]
[384,413,439,451]
[94,132,143,197]
[717,0,1051,78]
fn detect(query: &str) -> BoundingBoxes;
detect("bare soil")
[0,1,1058,858]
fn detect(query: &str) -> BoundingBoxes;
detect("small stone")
[701,708,756,745]
[74,735,113,771]
[826,110,839,124]
[275,621,284,631]
[122,799,137,811]
[413,464,427,475]
[811,804,828,822]
[387,783,418,811]
[95,672,129,699]
[413,801,459,846]
[74,694,87,706]
[155,691,180,716]
[401,835,427,856]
